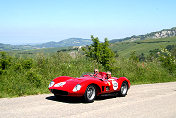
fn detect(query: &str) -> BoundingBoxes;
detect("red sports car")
[48,72,130,103]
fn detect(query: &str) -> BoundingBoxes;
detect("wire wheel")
[87,86,96,100]
[118,81,128,97]
[121,83,128,95]
[84,85,96,103]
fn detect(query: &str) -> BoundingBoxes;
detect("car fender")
[78,79,103,95]
[117,77,130,89]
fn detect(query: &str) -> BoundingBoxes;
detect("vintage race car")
[48,72,130,103]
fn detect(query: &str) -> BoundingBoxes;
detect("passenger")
[94,69,99,74]
[105,71,112,79]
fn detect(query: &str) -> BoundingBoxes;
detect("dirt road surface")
[0,82,176,118]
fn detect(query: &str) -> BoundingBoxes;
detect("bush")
[158,48,176,73]
[22,59,33,69]
[0,52,11,73]
[26,70,41,88]
[0,49,176,98]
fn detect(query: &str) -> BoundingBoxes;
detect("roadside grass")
[0,52,105,98]
[112,58,176,85]
[0,44,176,98]
[1,52,176,98]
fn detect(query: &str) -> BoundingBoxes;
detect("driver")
[93,69,101,78]
[94,69,99,74]
[105,71,112,79]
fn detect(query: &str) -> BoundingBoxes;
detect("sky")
[0,0,176,45]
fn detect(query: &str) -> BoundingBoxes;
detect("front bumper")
[50,89,69,95]
[49,88,84,96]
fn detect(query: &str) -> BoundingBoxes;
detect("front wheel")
[118,81,128,97]
[83,85,96,103]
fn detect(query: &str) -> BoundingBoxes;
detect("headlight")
[48,81,55,88]
[54,82,66,87]
[73,84,81,92]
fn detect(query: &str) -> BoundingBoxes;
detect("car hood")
[51,76,96,90]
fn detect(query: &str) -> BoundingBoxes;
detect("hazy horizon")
[0,0,176,45]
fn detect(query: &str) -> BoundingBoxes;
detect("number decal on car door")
[112,81,118,90]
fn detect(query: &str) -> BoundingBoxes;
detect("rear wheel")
[83,85,96,103]
[118,81,128,97]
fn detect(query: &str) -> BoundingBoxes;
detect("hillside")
[0,38,92,51]
[0,43,11,51]
[110,27,176,43]
[0,43,34,51]
[35,38,92,48]
[111,36,176,57]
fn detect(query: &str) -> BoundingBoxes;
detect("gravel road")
[0,82,176,118]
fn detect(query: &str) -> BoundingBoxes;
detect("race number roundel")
[112,81,118,90]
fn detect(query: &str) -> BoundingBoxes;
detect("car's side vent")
[106,86,110,91]
[102,86,105,91]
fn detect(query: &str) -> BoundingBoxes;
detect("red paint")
[49,72,130,97]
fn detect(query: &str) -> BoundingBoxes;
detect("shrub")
[26,70,41,88]
[0,52,11,72]
[158,48,176,73]
[129,51,139,62]
[22,59,33,69]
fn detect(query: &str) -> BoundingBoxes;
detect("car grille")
[51,89,69,95]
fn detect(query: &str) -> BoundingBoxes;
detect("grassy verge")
[0,52,175,98]
[112,58,176,84]
[0,52,104,98]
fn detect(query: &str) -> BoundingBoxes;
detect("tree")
[101,38,115,70]
[82,36,115,70]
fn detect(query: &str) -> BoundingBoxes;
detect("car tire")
[83,85,96,103]
[118,81,128,97]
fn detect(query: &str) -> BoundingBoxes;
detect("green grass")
[0,36,176,98]
[0,51,176,98]
[112,58,176,85]
[0,52,105,98]
[7,46,74,56]
[111,36,176,57]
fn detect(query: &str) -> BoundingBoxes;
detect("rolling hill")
[1,27,176,55]
[0,38,92,51]
[111,36,176,57]
[34,38,92,48]
[110,27,176,43]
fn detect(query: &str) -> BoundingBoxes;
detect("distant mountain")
[0,43,11,51]
[0,43,36,51]
[1,27,176,51]
[35,38,92,48]
[110,27,176,43]
[0,38,92,51]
